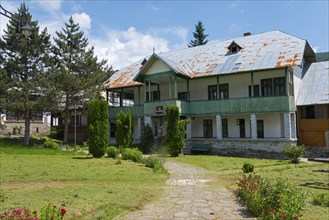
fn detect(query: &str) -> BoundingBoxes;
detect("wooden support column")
[169,77,172,99]
[217,76,220,99]
[187,79,190,101]
[120,88,123,107]
[148,81,151,102]
[251,72,254,97]
[138,86,141,105]
[144,82,147,103]
[286,67,290,96]
[174,77,177,99]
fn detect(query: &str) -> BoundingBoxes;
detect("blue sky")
[1,0,328,69]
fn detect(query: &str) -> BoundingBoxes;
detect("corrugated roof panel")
[105,30,309,89]
[297,61,329,105]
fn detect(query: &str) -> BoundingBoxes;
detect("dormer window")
[226,41,243,55]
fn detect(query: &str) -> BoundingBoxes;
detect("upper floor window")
[248,85,260,97]
[146,91,160,102]
[273,77,286,96]
[208,85,217,100]
[178,92,189,101]
[208,84,229,100]
[219,84,229,99]
[226,41,242,55]
[261,79,273,97]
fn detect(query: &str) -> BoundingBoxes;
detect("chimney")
[243,32,251,36]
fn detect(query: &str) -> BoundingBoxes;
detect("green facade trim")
[109,96,295,119]
[109,105,144,119]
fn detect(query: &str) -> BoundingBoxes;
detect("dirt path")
[115,161,255,220]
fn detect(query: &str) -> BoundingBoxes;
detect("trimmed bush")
[242,162,254,173]
[237,174,305,219]
[283,145,304,164]
[87,99,109,158]
[122,148,143,163]
[43,139,59,149]
[139,124,154,153]
[106,146,119,159]
[143,156,166,173]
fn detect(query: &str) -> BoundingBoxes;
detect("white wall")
[145,60,171,75]
[256,113,282,138]
[191,116,216,137]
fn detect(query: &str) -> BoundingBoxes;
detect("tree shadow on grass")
[300,181,329,190]
[72,156,93,160]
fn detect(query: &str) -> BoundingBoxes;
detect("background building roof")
[297,61,329,106]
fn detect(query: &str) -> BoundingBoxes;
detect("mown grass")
[169,155,329,220]
[0,139,168,219]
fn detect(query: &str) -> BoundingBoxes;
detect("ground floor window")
[203,119,212,138]
[222,118,228,138]
[257,120,264,138]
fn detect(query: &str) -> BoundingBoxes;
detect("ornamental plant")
[39,203,67,220]
[106,146,119,159]
[283,145,304,164]
[242,162,254,173]
[121,148,143,163]
[237,174,305,220]
[87,99,109,158]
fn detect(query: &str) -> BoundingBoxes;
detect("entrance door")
[203,120,212,138]
[239,119,245,138]
[257,120,264,138]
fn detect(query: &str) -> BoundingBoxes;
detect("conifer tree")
[188,20,209,47]
[0,3,54,145]
[52,17,112,144]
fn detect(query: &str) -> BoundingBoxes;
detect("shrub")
[139,124,154,153]
[143,156,166,173]
[237,174,305,219]
[87,99,109,158]
[122,148,143,163]
[39,203,67,220]
[116,110,134,150]
[43,139,59,150]
[283,145,304,164]
[49,129,64,140]
[106,146,119,159]
[312,193,329,207]
[242,162,254,173]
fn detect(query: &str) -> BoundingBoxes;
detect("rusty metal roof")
[105,30,309,89]
[297,61,329,106]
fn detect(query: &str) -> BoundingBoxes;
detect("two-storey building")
[103,30,327,156]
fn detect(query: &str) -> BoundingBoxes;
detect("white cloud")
[90,27,170,70]
[148,26,189,49]
[0,1,20,38]
[71,12,92,34]
[31,0,62,12]
[312,46,319,53]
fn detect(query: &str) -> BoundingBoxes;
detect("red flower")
[270,208,276,212]
[60,208,67,215]
[278,213,286,218]
[293,216,300,219]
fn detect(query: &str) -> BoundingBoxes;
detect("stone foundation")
[2,122,50,136]
[184,138,297,159]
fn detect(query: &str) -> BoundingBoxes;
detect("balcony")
[109,96,295,118]
[109,105,144,119]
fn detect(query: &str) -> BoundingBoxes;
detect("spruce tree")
[52,17,112,144]
[188,20,209,47]
[0,3,54,145]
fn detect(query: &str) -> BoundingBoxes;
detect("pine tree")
[0,3,54,145]
[52,17,112,144]
[188,21,209,47]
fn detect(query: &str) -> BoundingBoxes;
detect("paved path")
[115,161,255,220]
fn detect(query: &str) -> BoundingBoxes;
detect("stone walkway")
[115,161,255,220]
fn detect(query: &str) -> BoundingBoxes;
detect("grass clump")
[107,146,119,159]
[144,156,167,173]
[312,193,329,207]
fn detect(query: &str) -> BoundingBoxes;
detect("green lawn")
[169,155,329,220]
[0,139,168,219]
